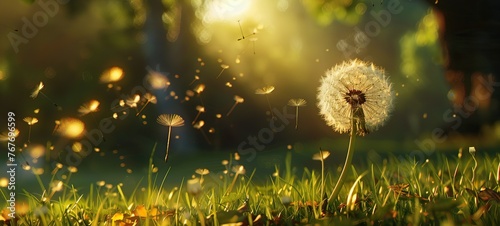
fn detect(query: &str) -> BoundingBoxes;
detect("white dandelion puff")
[317,59,394,136]
[318,59,394,202]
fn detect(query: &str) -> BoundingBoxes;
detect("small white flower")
[317,59,394,136]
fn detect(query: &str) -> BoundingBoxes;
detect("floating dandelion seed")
[189,75,200,86]
[237,20,256,41]
[226,165,246,195]
[288,98,307,130]
[195,168,210,176]
[192,105,205,124]
[194,83,206,105]
[78,100,100,116]
[126,94,141,108]
[195,168,210,184]
[0,129,19,142]
[193,120,211,144]
[23,117,38,143]
[317,59,394,202]
[52,120,60,134]
[312,150,330,160]
[147,70,170,90]
[56,118,85,138]
[136,93,157,116]
[249,37,258,54]
[157,114,185,162]
[30,81,44,98]
[227,95,244,116]
[313,149,330,201]
[194,83,206,94]
[30,81,59,107]
[216,64,230,79]
[255,85,275,118]
[100,66,124,83]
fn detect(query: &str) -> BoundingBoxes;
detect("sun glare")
[203,0,251,23]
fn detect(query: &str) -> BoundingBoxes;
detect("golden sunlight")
[202,0,251,23]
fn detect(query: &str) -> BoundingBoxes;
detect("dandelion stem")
[192,111,202,124]
[40,91,59,107]
[200,129,211,145]
[320,151,325,203]
[226,172,240,195]
[216,68,226,79]
[328,108,357,202]
[226,102,238,116]
[266,95,274,118]
[165,126,172,162]
[136,101,150,116]
[27,125,32,143]
[295,106,299,130]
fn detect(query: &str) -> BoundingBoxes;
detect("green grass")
[1,146,499,226]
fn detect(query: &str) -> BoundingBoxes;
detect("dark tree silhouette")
[428,0,500,135]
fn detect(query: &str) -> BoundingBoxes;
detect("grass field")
[1,143,499,226]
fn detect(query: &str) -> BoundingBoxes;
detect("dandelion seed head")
[232,165,246,174]
[68,166,78,173]
[193,120,205,129]
[196,105,205,112]
[234,95,244,103]
[143,93,157,104]
[317,59,394,135]
[469,146,476,155]
[255,85,275,95]
[33,168,44,175]
[30,82,44,99]
[221,64,229,69]
[195,168,210,175]
[78,100,100,116]
[312,150,330,160]
[288,98,307,107]
[126,95,140,108]
[157,114,185,127]
[23,117,39,125]
[194,84,206,94]
[0,129,19,141]
[50,180,63,192]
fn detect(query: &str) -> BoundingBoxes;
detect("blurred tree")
[427,0,500,136]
